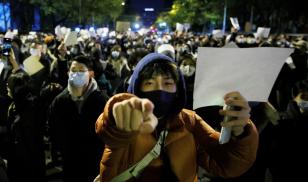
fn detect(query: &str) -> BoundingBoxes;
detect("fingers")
[220,91,251,136]
[113,102,124,130]
[221,119,249,128]
[225,98,250,110]
[122,100,131,131]
[219,109,250,119]
[130,109,143,131]
[113,97,157,133]
[224,91,246,101]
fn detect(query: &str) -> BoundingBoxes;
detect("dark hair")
[7,70,35,110]
[137,60,179,94]
[7,70,31,97]
[69,55,93,70]
[178,54,195,66]
[12,37,22,48]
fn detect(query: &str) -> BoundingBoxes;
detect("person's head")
[178,54,196,77]
[29,42,43,57]
[68,55,94,88]
[128,53,186,119]
[70,44,82,57]
[127,48,149,70]
[293,80,308,113]
[7,70,34,110]
[157,44,175,60]
[111,45,122,59]
[7,70,31,99]
[11,37,22,49]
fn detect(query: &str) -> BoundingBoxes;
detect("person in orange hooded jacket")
[95,53,258,182]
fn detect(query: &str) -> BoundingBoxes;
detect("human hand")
[113,97,158,134]
[9,49,19,70]
[219,91,251,136]
[57,42,67,57]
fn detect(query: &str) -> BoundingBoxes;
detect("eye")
[144,81,153,85]
[165,80,175,85]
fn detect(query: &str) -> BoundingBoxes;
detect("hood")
[127,53,187,116]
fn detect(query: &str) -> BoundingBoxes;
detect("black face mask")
[140,90,177,119]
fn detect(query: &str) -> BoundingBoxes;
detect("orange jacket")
[96,93,259,182]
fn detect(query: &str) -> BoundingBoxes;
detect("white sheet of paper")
[97,28,109,37]
[212,29,224,38]
[23,56,44,76]
[176,23,184,32]
[184,23,191,32]
[256,27,271,38]
[64,31,78,46]
[4,31,14,39]
[193,47,293,109]
[230,17,240,30]
[13,29,18,35]
[0,61,4,75]
[55,25,61,35]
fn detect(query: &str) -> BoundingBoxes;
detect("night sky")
[126,0,173,26]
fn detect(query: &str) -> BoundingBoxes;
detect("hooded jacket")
[96,53,258,182]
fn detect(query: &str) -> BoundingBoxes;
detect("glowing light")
[159,22,167,27]
[134,23,140,29]
[144,8,154,12]
[75,27,81,32]
[89,27,95,32]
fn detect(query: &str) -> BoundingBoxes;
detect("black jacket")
[49,87,109,182]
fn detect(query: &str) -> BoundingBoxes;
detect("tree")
[157,0,224,31]
[158,0,308,33]
[28,0,124,30]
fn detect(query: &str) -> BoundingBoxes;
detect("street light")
[134,23,140,29]
[121,2,125,6]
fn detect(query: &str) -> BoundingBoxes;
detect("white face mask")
[68,71,89,88]
[127,50,132,55]
[70,47,78,55]
[30,48,41,57]
[21,46,28,54]
[247,38,256,44]
[180,65,196,77]
[112,51,120,58]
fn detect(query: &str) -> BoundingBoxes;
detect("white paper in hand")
[212,29,224,38]
[4,31,14,39]
[176,23,184,32]
[230,17,240,30]
[256,27,271,38]
[64,31,78,46]
[55,25,61,37]
[193,47,293,109]
[23,56,44,76]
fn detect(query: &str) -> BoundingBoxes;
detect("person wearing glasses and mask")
[48,55,109,182]
[95,53,258,182]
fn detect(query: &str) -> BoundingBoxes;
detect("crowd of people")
[0,28,307,182]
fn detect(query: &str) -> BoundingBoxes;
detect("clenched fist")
[113,97,158,134]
